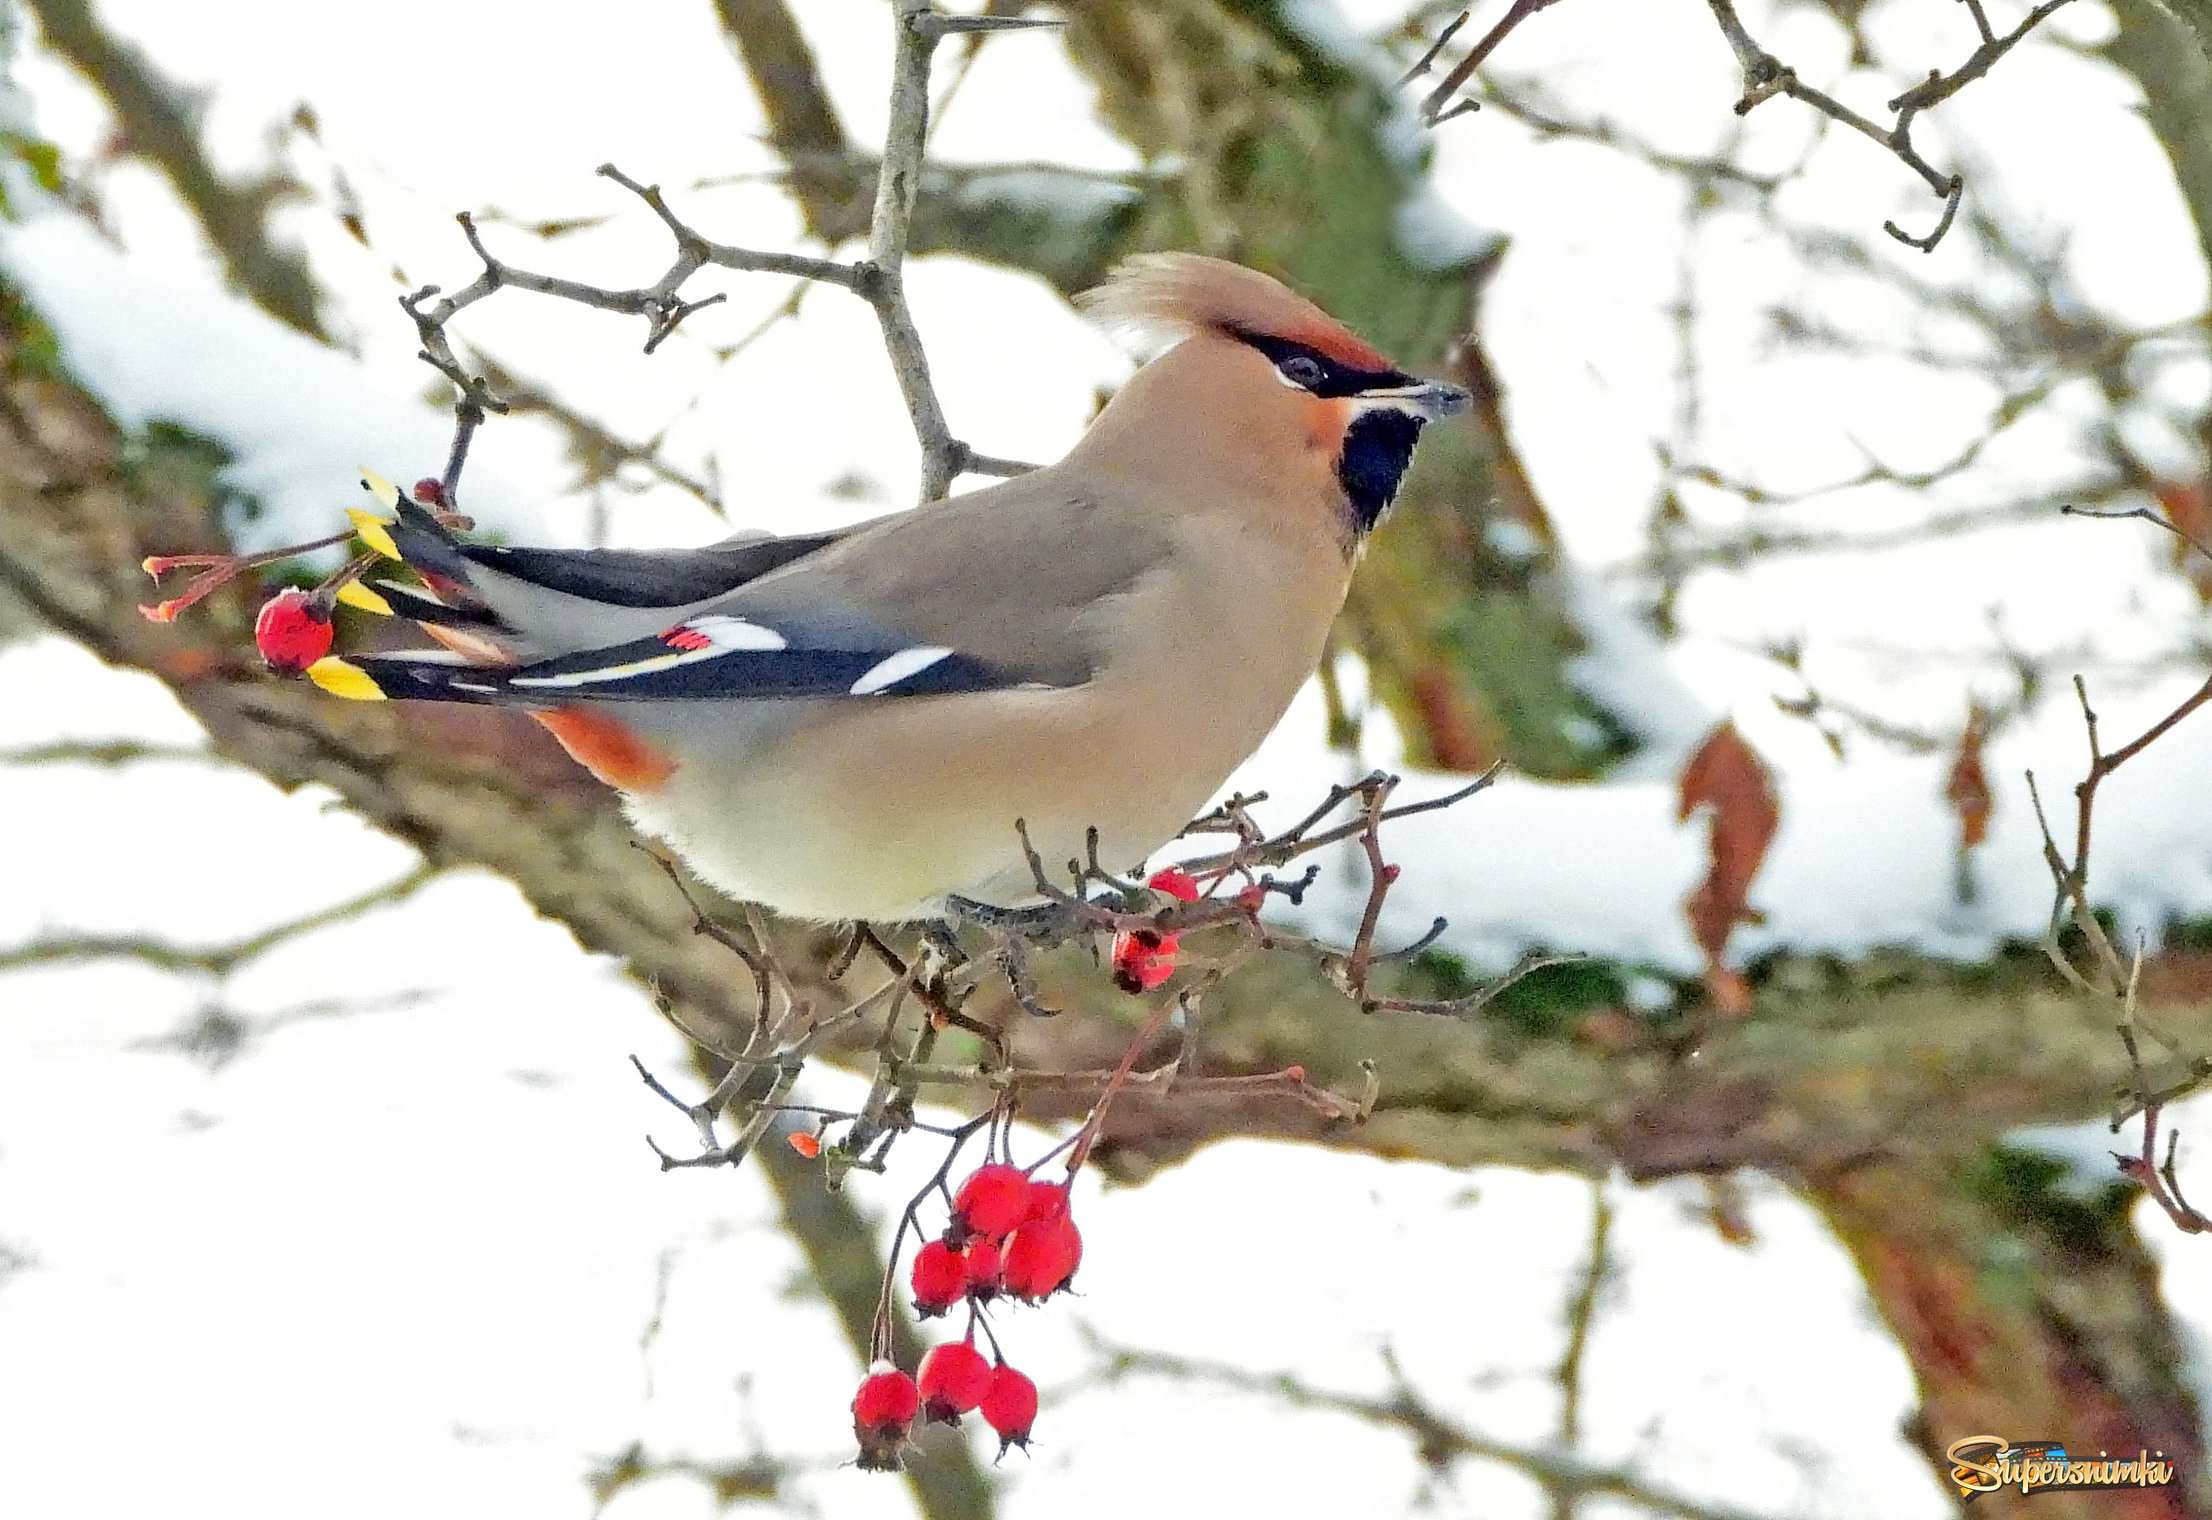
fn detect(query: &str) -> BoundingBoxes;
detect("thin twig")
[401,3,1056,508]
[1412,0,1573,124]
[1702,0,2078,251]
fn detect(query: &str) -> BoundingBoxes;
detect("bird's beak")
[1407,381,1473,420]
[1359,380,1473,421]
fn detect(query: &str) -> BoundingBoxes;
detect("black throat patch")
[1338,410,1425,533]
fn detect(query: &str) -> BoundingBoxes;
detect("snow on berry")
[1002,1213,1083,1301]
[253,588,333,675]
[950,1162,1030,1243]
[910,1238,967,1318]
[851,1362,920,1472]
[916,1339,993,1423]
[980,1363,1039,1457]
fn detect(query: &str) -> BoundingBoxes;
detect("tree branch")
[0,860,438,979]
[1085,1332,1768,1520]
[403,4,1054,506]
[1703,0,2079,250]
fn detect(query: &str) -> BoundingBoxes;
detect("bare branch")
[1554,1184,1614,1464]
[1411,0,1574,124]
[1084,1333,1770,1520]
[0,738,221,767]
[1702,0,2080,251]
[400,4,1051,507]
[0,861,439,980]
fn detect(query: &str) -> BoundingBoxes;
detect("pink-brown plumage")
[319,253,1469,920]
[1077,252,1393,372]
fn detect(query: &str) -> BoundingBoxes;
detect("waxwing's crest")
[1079,253,1392,373]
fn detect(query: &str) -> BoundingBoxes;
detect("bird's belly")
[621,679,1286,922]
[625,783,988,921]
[625,755,1213,921]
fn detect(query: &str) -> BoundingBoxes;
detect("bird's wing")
[373,488,871,656]
[340,601,1013,704]
[735,474,1174,688]
[325,469,1172,706]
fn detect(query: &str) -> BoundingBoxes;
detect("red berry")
[980,1363,1039,1457]
[916,1339,993,1423]
[1112,868,1202,990]
[1147,867,1201,901]
[1002,1213,1082,1301]
[950,1163,1030,1243]
[787,1131,821,1159]
[412,477,446,506]
[253,588,333,675]
[1021,1179,1070,1225]
[1111,928,1178,992]
[851,1361,919,1471]
[963,1238,1003,1301]
[910,1239,966,1318]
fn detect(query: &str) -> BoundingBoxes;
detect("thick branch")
[1812,1152,2210,1515]
[712,0,861,242]
[14,327,2212,1186]
[2106,2,2212,423]
[2151,0,2212,59]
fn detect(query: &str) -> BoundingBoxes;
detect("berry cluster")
[849,1160,1079,1471]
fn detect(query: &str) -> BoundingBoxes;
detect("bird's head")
[1078,253,1471,538]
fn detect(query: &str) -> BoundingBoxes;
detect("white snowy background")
[2,0,2209,1516]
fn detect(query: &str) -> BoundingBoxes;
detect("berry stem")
[139,528,362,622]
[1061,987,1189,1178]
[869,1110,995,1358]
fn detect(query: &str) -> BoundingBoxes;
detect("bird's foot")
[943,894,1094,947]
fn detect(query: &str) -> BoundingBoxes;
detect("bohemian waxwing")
[312,254,1471,921]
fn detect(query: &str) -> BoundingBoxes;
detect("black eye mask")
[1233,330,1418,399]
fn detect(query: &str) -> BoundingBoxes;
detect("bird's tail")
[308,470,847,706]
[309,474,688,790]
[302,472,534,704]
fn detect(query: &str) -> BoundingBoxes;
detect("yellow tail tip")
[333,580,394,616]
[306,656,387,701]
[346,508,401,561]
[358,468,402,510]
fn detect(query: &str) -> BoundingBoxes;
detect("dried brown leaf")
[2155,479,2212,601]
[1944,708,1992,852]
[1677,721,1779,1015]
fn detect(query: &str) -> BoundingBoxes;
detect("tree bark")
[1812,1151,2208,1517]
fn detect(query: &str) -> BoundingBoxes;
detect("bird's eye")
[1278,354,1326,390]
